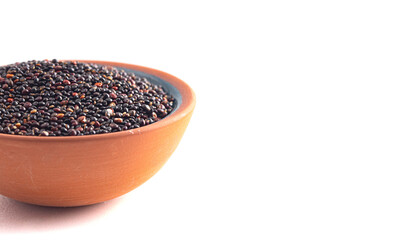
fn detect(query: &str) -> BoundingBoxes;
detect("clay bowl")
[0,60,195,207]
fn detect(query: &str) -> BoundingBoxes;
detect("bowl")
[0,60,195,207]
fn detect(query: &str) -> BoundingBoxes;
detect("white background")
[0,0,400,239]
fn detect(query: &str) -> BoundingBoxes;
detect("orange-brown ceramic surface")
[0,61,195,207]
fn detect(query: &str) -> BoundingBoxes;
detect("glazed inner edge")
[117,67,181,115]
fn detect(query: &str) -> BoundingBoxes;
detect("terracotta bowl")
[0,60,195,207]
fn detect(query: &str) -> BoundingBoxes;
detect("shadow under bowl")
[0,60,195,207]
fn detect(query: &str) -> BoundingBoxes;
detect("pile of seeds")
[0,60,175,136]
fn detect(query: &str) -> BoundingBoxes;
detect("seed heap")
[0,60,175,136]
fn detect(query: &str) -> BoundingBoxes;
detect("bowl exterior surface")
[0,61,195,207]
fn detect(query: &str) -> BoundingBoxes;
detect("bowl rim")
[0,60,196,141]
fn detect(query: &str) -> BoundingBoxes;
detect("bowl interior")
[116,66,182,114]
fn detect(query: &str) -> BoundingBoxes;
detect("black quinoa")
[0,60,175,136]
